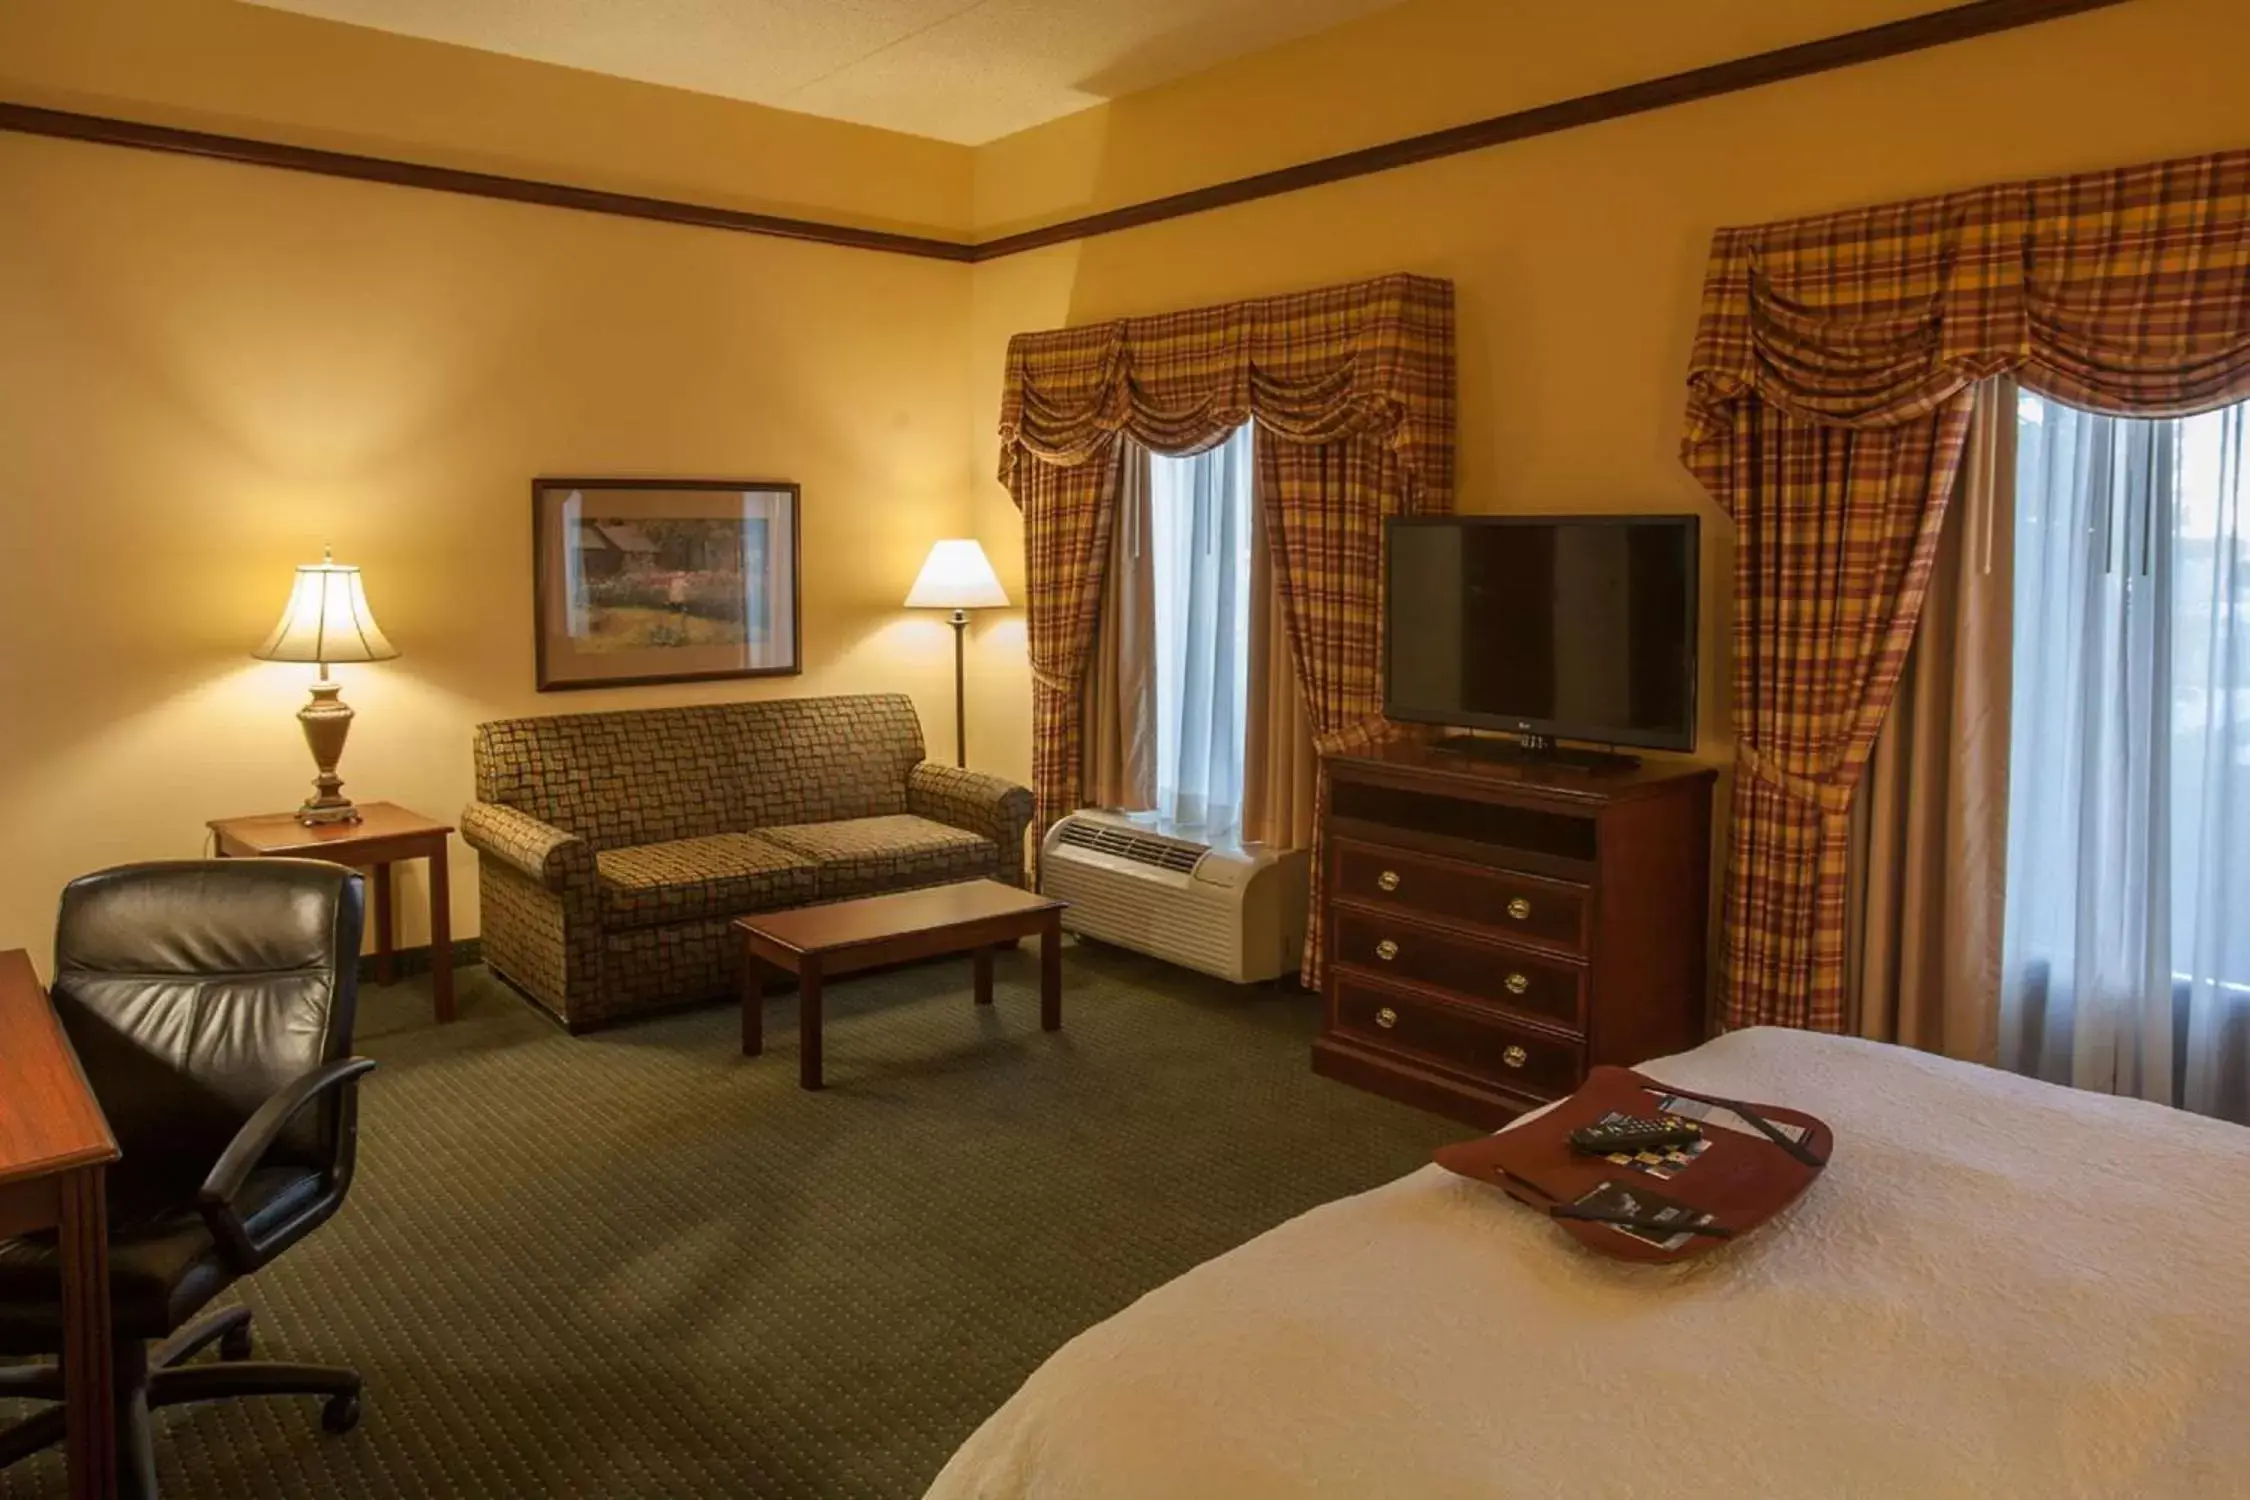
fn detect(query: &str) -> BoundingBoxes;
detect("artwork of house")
[573,521,661,581]
[535,483,798,686]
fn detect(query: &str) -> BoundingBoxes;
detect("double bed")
[928,1028,2250,1498]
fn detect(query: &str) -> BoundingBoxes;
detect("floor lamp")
[906,539,1009,767]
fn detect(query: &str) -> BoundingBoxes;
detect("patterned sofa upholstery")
[462,694,1033,1031]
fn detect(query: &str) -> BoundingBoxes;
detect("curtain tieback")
[1737,743,1856,821]
[1030,666,1078,695]
[1312,715,1396,758]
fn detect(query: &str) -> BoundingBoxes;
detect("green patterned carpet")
[2,941,1462,1498]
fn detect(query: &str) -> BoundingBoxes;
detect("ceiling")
[242,0,1413,145]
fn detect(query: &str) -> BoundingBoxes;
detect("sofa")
[461,693,1033,1031]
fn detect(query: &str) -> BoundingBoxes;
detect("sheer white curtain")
[1148,423,1255,834]
[2002,392,2250,1120]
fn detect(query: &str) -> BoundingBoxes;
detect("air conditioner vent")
[1042,812,1312,984]
[1053,818,1207,874]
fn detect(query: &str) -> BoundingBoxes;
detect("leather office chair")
[0,859,377,1498]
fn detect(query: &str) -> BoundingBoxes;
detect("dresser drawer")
[1332,908,1586,1032]
[1331,841,1588,952]
[1332,976,1585,1099]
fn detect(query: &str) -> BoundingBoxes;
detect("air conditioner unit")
[1038,811,1311,983]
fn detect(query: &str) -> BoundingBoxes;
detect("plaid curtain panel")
[999,273,1456,984]
[1684,148,2250,1033]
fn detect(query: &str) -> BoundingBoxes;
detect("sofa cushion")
[475,706,746,851]
[758,815,997,901]
[596,833,817,930]
[727,695,925,829]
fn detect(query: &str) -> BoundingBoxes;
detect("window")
[2002,392,2250,1117]
[1146,424,1256,833]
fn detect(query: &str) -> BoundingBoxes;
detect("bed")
[926,1027,2250,1499]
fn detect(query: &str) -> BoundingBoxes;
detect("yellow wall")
[0,0,975,958]
[7,0,2250,962]
[958,0,2250,797]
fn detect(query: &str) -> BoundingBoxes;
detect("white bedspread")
[926,1028,2250,1499]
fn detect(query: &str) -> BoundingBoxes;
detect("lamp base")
[295,677,364,826]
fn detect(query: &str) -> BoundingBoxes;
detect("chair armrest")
[460,801,592,891]
[908,763,1034,885]
[197,1056,376,1270]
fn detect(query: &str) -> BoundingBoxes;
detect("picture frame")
[532,477,802,691]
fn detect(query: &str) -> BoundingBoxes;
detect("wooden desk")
[209,802,457,1023]
[0,948,121,1500]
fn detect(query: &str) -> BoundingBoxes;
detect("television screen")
[1385,516,1698,751]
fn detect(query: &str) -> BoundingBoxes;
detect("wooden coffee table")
[734,880,1067,1090]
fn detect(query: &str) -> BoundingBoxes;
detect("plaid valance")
[999,273,1455,510]
[1685,147,2250,505]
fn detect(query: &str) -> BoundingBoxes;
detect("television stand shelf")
[1313,740,1715,1128]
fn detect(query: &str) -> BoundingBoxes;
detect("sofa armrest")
[460,801,593,892]
[908,763,1034,886]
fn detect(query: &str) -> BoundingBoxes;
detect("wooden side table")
[208,801,457,1023]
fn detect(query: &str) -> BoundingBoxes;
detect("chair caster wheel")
[321,1394,361,1435]
[220,1325,254,1361]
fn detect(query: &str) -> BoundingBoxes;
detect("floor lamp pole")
[949,609,968,768]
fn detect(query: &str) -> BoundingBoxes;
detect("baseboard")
[357,938,482,984]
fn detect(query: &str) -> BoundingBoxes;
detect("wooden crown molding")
[0,0,2128,263]
[0,100,978,261]
[971,0,2130,259]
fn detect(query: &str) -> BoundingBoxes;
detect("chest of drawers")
[1313,742,1715,1128]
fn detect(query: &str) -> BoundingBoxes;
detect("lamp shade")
[905,539,1009,610]
[253,550,399,664]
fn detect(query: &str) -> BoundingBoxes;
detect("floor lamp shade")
[253,550,398,824]
[905,540,1009,612]
[907,540,1008,768]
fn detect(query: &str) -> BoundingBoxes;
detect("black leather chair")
[0,859,377,1497]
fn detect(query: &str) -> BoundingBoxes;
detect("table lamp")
[905,539,1008,767]
[253,547,398,825]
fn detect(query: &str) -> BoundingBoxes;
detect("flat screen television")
[1384,514,1699,761]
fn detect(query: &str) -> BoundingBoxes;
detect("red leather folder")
[1434,1065,1833,1263]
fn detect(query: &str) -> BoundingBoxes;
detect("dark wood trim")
[972,0,2128,259]
[0,100,975,262]
[0,0,2125,263]
[530,477,804,692]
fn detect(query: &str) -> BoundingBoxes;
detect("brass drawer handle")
[1504,972,1530,996]
[1375,1006,1399,1029]
[1375,938,1399,962]
[1502,1044,1529,1069]
[1376,869,1401,893]
[1505,896,1532,921]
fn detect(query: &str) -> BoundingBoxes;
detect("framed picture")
[532,478,801,691]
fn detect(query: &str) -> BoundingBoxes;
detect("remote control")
[1568,1116,1703,1154]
